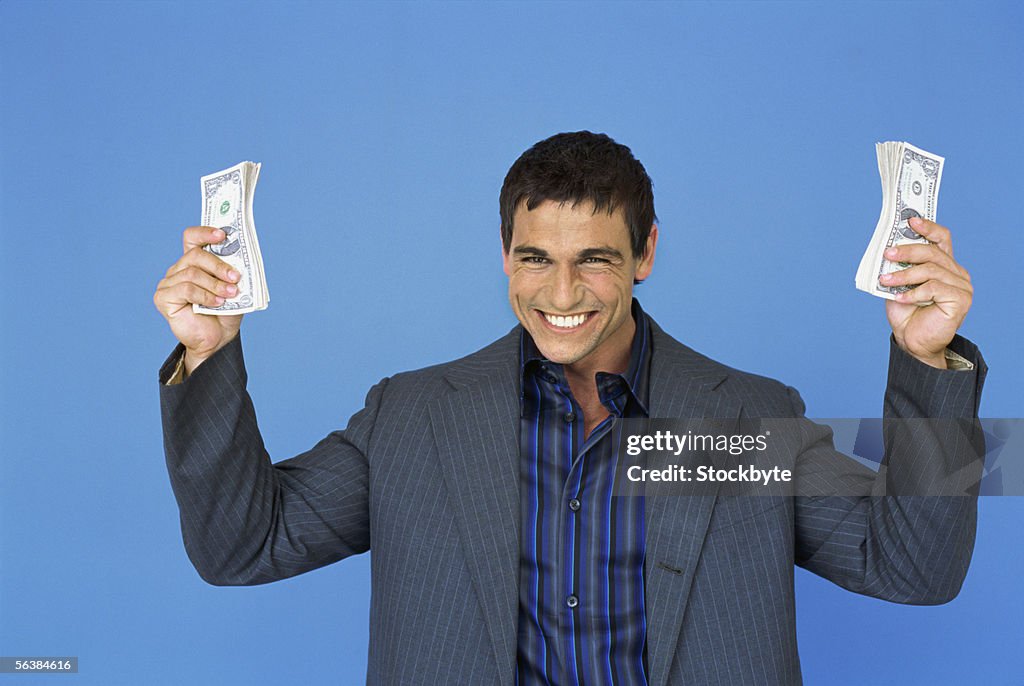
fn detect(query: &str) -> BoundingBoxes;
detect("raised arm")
[154,226,380,585]
[158,337,383,585]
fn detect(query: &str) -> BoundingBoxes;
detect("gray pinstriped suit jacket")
[159,316,986,685]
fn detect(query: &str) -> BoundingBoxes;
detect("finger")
[884,242,969,280]
[160,264,240,300]
[907,217,954,257]
[156,281,226,314]
[165,246,242,284]
[183,226,227,254]
[880,261,972,293]
[893,278,971,315]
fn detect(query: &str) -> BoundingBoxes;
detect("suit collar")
[438,310,730,394]
[439,325,522,393]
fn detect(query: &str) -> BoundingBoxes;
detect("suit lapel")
[428,329,522,686]
[643,323,741,686]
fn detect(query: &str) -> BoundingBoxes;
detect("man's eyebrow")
[578,246,625,261]
[512,246,550,258]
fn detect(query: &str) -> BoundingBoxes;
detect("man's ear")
[635,224,658,281]
[502,225,512,276]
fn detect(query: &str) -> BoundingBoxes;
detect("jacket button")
[568,498,581,512]
[566,594,579,608]
[564,412,576,423]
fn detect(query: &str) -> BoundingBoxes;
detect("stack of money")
[194,161,269,315]
[855,141,944,300]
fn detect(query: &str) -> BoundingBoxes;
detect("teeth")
[544,312,588,328]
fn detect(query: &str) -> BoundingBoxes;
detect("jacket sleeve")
[159,334,386,586]
[791,334,987,605]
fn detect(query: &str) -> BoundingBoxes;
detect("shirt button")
[564,412,576,423]
[566,594,579,609]
[568,498,581,512]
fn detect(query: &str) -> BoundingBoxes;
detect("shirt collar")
[519,298,652,415]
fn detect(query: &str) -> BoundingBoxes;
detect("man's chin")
[527,331,596,366]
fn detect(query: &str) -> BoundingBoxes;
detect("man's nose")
[548,263,582,311]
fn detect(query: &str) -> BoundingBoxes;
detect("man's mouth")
[537,310,595,330]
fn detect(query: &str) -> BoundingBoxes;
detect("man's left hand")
[879,216,973,369]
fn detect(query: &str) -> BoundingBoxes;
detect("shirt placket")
[557,381,622,685]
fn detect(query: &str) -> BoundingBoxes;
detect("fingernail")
[909,217,922,227]
[885,248,897,258]
[880,274,892,283]
[215,296,225,304]
[227,285,238,295]
[229,270,240,281]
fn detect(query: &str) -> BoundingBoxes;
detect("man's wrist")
[164,346,223,386]
[183,349,212,376]
[901,345,975,372]
[910,351,948,370]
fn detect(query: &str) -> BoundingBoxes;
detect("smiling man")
[503,194,656,439]
[155,131,987,685]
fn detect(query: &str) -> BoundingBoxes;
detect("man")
[154,132,986,685]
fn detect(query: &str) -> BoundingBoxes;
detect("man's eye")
[523,256,548,264]
[583,257,609,264]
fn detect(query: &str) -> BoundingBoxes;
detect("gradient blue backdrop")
[1,1,1022,684]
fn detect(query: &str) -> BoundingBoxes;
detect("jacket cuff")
[158,335,247,409]
[887,333,987,418]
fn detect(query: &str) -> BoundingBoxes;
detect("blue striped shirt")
[517,299,651,686]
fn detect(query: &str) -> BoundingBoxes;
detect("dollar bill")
[193,161,269,315]
[855,142,944,300]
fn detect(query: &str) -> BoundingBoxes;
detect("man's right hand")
[154,226,245,375]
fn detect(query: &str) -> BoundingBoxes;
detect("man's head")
[500,131,657,264]
[500,131,658,372]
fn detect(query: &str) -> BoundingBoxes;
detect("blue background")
[2,1,1022,683]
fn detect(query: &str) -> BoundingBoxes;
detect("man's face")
[503,200,656,371]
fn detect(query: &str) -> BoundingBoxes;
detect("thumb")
[183,226,226,253]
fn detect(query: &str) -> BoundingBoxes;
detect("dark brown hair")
[499,131,657,259]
